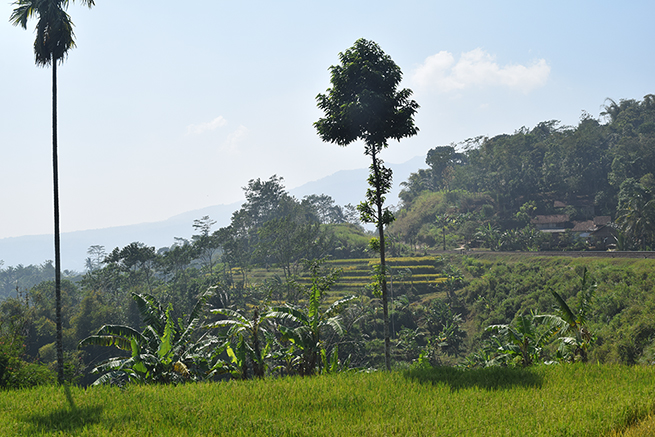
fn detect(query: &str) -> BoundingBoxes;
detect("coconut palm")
[10,0,96,384]
[616,195,655,250]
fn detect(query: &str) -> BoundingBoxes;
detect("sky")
[1,0,654,240]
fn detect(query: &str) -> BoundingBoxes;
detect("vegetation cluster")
[5,8,655,431]
[392,95,655,252]
[4,247,655,390]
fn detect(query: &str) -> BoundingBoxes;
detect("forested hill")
[392,94,655,251]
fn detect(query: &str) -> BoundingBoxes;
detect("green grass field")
[2,364,655,436]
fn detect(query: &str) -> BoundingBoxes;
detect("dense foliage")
[2,95,655,389]
[393,95,655,251]
[5,248,655,389]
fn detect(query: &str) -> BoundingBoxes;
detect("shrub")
[0,340,55,390]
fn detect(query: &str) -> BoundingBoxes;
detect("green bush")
[0,341,55,390]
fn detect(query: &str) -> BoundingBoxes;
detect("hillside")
[391,95,655,254]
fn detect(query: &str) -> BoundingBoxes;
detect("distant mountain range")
[0,156,424,272]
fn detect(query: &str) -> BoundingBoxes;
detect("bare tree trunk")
[52,58,64,384]
[371,148,391,371]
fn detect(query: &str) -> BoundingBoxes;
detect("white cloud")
[187,116,228,135]
[412,48,550,93]
[221,125,248,155]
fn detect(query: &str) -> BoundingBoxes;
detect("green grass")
[2,365,655,436]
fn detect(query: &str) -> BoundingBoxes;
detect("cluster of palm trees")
[474,223,550,252]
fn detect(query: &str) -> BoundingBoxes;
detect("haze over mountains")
[0,156,424,272]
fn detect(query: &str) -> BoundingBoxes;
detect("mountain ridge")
[0,155,424,271]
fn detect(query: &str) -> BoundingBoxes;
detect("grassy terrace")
[234,256,448,300]
[322,256,448,293]
[2,365,655,436]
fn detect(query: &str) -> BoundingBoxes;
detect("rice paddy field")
[1,364,655,436]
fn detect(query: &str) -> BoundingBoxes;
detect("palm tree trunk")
[52,57,64,384]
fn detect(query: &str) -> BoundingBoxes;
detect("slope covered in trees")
[392,95,655,251]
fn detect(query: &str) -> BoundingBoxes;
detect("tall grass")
[1,364,655,436]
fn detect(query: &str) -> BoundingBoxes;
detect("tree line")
[392,94,655,252]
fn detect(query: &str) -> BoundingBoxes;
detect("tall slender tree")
[315,38,419,370]
[10,0,96,383]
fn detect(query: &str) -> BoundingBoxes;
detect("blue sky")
[1,0,653,239]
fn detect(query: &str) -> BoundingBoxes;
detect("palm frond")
[210,308,248,325]
[205,319,243,330]
[485,324,509,334]
[324,315,345,336]
[78,324,143,351]
[308,282,321,319]
[269,306,307,325]
[157,308,175,362]
[91,370,127,386]
[324,295,356,318]
[186,287,214,327]
[78,334,131,351]
[9,1,37,29]
[535,314,569,336]
[551,290,577,327]
[132,293,166,334]
[95,324,142,339]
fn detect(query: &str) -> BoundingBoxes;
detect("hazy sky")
[1,0,653,239]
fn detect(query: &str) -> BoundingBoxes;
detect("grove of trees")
[392,94,655,252]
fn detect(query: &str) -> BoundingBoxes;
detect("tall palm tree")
[10,0,96,383]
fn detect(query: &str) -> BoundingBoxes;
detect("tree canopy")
[314,38,419,152]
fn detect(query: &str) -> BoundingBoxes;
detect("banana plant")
[486,312,556,367]
[206,307,275,379]
[269,273,354,376]
[543,268,596,362]
[79,290,217,385]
